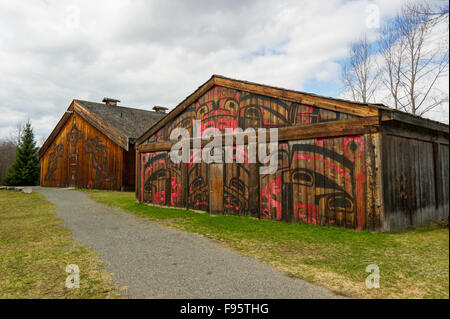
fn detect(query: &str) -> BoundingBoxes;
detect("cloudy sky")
[0,0,448,143]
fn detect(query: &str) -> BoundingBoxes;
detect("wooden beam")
[137,117,380,153]
[213,76,379,118]
[181,162,188,208]
[364,132,385,231]
[248,162,260,218]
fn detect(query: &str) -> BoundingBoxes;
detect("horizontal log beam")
[137,116,380,153]
[214,76,379,118]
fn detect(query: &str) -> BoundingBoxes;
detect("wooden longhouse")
[134,75,449,232]
[39,98,166,190]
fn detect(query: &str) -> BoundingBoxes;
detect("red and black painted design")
[260,136,366,229]
[147,86,356,143]
[187,149,209,211]
[223,146,249,215]
[139,86,366,229]
[140,152,182,207]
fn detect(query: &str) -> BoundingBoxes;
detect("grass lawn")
[86,190,449,299]
[0,190,120,298]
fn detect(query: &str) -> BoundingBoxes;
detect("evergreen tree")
[4,121,40,186]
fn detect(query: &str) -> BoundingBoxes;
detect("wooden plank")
[314,139,326,226]
[439,144,449,219]
[433,142,443,212]
[248,161,260,218]
[209,163,224,215]
[181,162,188,208]
[333,137,342,227]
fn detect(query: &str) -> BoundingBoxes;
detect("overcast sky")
[0,0,448,143]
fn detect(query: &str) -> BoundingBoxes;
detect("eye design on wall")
[325,193,354,214]
[291,169,314,187]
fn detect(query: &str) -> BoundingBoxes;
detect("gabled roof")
[39,99,166,157]
[75,100,165,141]
[136,74,449,144]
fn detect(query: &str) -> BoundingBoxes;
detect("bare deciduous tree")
[380,1,449,116]
[0,121,31,185]
[379,23,406,110]
[408,0,449,26]
[8,121,25,145]
[341,35,379,103]
[0,139,16,185]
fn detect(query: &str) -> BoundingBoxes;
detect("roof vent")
[102,98,120,106]
[153,106,168,113]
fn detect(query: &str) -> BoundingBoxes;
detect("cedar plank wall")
[439,144,449,218]
[137,86,383,230]
[144,86,358,144]
[259,136,368,229]
[40,113,123,190]
[381,124,449,232]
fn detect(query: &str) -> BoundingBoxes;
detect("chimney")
[153,106,168,113]
[102,98,120,106]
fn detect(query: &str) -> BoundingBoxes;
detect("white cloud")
[0,0,447,144]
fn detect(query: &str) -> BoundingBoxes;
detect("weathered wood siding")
[145,85,358,143]
[138,135,376,230]
[139,151,183,207]
[259,136,368,229]
[439,144,449,218]
[381,134,449,231]
[40,114,123,190]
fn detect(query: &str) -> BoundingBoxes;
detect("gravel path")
[34,187,343,299]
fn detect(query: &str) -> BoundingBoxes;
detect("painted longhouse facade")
[39,99,165,190]
[135,75,449,232]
